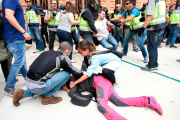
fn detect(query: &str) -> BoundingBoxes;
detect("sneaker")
[141,67,154,72]
[133,48,138,52]
[13,88,24,106]
[4,87,15,96]
[146,64,158,70]
[40,51,44,53]
[113,84,119,94]
[81,67,87,72]
[165,44,169,47]
[147,96,163,115]
[70,59,77,63]
[123,53,127,56]
[33,50,40,53]
[158,45,162,48]
[144,57,148,63]
[170,46,177,48]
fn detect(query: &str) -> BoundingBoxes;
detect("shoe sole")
[3,89,14,97]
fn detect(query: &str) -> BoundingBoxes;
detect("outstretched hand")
[70,81,76,89]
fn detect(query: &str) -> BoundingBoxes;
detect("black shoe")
[81,67,87,71]
[170,46,177,48]
[4,87,15,96]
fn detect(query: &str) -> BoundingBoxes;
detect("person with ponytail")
[70,40,121,93]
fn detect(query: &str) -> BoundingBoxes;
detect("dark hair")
[66,1,72,6]
[59,41,72,51]
[125,0,135,6]
[51,0,57,4]
[169,5,174,9]
[72,4,79,15]
[87,0,95,6]
[64,3,74,14]
[98,9,106,14]
[78,40,96,62]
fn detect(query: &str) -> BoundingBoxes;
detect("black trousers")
[41,27,48,48]
[49,30,57,50]
[71,30,79,50]
[0,59,9,80]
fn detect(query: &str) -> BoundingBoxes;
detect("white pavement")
[0,41,180,120]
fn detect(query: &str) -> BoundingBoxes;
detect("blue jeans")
[5,40,27,89]
[23,71,70,98]
[114,26,124,45]
[99,34,118,51]
[142,29,147,44]
[147,29,164,68]
[57,29,73,60]
[124,30,147,58]
[29,26,44,51]
[166,25,180,46]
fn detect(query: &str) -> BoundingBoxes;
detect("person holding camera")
[25,0,44,53]
[44,0,61,50]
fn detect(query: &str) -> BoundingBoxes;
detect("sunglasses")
[125,2,131,5]
[26,1,31,3]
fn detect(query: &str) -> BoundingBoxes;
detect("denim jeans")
[99,34,118,51]
[23,71,70,98]
[124,27,137,49]
[56,29,73,60]
[80,30,94,43]
[147,29,164,68]
[124,30,147,58]
[166,25,180,46]
[114,26,124,46]
[142,29,147,44]
[29,26,44,51]
[5,40,27,89]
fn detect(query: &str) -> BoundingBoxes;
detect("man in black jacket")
[13,41,83,106]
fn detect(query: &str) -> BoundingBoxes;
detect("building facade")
[20,0,180,12]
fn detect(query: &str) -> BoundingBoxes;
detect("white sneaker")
[113,84,120,94]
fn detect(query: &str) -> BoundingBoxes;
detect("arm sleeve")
[81,10,98,33]
[69,12,74,18]
[121,11,126,17]
[94,21,99,31]
[146,0,155,16]
[62,56,83,78]
[35,7,41,15]
[85,56,101,77]
[131,9,140,17]
[4,0,17,11]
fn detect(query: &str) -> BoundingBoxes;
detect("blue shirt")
[2,0,25,42]
[122,8,140,17]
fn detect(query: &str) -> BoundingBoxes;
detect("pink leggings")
[93,76,148,120]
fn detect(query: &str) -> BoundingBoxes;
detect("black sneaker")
[4,87,15,96]
[170,46,177,48]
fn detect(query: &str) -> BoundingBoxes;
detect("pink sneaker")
[148,96,163,115]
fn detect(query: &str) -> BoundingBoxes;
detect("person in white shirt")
[93,9,119,51]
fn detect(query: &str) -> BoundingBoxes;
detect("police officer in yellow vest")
[44,0,61,50]
[165,2,180,48]
[139,0,166,72]
[26,0,44,53]
[110,0,148,63]
[112,4,124,47]
[79,0,99,71]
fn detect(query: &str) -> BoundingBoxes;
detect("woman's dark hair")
[78,40,96,62]
[72,4,79,15]
[64,3,74,14]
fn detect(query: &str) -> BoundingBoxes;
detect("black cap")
[60,4,66,10]
[35,3,43,11]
